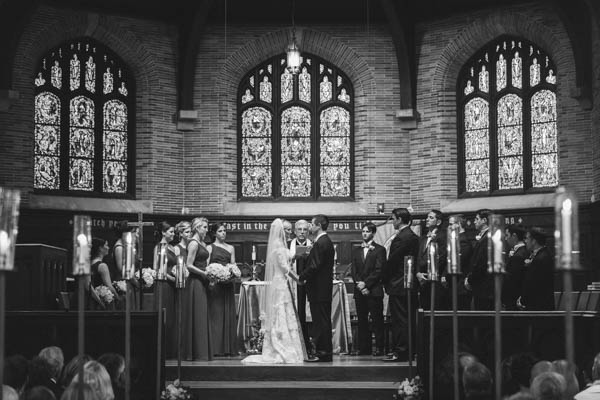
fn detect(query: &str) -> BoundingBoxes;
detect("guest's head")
[425,209,444,232]
[2,385,19,400]
[191,217,209,240]
[435,351,478,400]
[154,221,175,244]
[361,222,376,243]
[294,220,309,242]
[25,356,53,391]
[38,346,64,381]
[530,372,566,400]
[505,224,526,248]
[310,215,329,235]
[526,227,547,251]
[509,353,538,390]
[91,238,109,260]
[22,386,56,400]
[474,209,492,232]
[531,361,553,384]
[392,208,411,229]
[60,382,99,400]
[449,214,466,232]
[97,353,125,391]
[4,354,29,392]
[60,354,93,388]
[551,359,579,399]
[463,361,493,400]
[282,220,293,241]
[71,361,114,400]
[175,221,192,244]
[210,222,226,244]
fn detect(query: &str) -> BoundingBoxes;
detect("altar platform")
[165,355,407,400]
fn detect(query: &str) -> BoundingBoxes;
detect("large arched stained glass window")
[238,54,354,200]
[457,36,558,195]
[34,38,134,195]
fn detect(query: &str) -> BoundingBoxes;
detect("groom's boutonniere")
[524,256,533,266]
[368,244,375,251]
[508,250,515,257]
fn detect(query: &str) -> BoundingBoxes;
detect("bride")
[242,218,307,364]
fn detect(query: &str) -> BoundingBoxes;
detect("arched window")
[34,38,135,196]
[457,36,558,195]
[238,54,354,200]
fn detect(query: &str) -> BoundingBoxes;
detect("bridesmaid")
[207,223,237,356]
[90,237,118,309]
[110,220,140,310]
[175,221,192,260]
[152,221,178,359]
[182,217,213,361]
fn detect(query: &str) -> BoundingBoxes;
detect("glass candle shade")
[0,187,20,271]
[446,225,461,275]
[156,243,168,281]
[175,255,186,289]
[403,255,414,289]
[555,186,581,271]
[72,215,91,275]
[487,214,505,274]
[427,241,439,281]
[122,232,136,280]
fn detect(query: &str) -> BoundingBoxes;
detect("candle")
[562,198,572,265]
[0,230,9,254]
[176,255,186,289]
[334,244,338,263]
[77,234,88,266]
[251,245,256,262]
[404,256,414,289]
[427,242,438,281]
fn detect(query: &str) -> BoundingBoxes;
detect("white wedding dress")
[242,220,306,364]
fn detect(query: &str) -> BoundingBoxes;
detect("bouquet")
[113,280,127,294]
[96,285,115,305]
[160,379,194,400]
[228,263,241,279]
[247,326,265,354]
[135,268,156,288]
[206,263,232,283]
[394,376,424,400]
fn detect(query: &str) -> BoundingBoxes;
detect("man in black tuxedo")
[382,208,419,362]
[289,219,312,353]
[351,222,386,356]
[300,214,335,362]
[502,224,529,310]
[416,209,448,310]
[449,214,473,309]
[465,209,494,310]
[518,227,554,311]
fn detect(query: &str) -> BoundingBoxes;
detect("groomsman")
[448,214,473,309]
[300,214,335,362]
[502,224,528,310]
[416,210,447,310]
[465,209,494,310]
[289,219,312,353]
[382,208,419,362]
[518,227,554,311]
[351,222,386,356]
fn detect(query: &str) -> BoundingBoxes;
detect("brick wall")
[1,2,598,217]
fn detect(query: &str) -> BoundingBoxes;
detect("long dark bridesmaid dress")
[155,246,177,359]
[182,239,213,360]
[208,245,237,356]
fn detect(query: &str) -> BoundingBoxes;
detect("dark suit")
[502,244,528,310]
[416,228,448,310]
[382,226,419,355]
[468,230,494,310]
[300,233,335,358]
[521,247,554,311]
[351,241,386,353]
[290,238,311,351]
[453,232,473,309]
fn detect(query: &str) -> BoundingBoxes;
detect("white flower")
[113,280,127,294]
[207,263,232,283]
[228,263,241,279]
[135,268,156,288]
[96,285,115,304]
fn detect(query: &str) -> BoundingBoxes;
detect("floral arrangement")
[135,268,156,288]
[228,263,241,279]
[113,280,127,294]
[206,263,241,283]
[246,324,265,354]
[95,285,115,305]
[394,376,424,400]
[239,262,265,279]
[160,379,194,400]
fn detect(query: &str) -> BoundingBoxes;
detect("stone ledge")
[440,193,558,213]
[224,201,369,216]
[29,194,153,213]
[175,109,199,131]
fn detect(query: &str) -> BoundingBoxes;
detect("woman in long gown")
[207,223,237,356]
[89,237,118,309]
[242,219,306,364]
[152,221,178,359]
[182,217,213,361]
[109,220,140,310]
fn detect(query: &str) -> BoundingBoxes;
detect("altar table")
[236,280,353,354]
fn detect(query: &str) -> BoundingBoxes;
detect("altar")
[236,280,353,354]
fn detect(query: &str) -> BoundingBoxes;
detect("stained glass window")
[33,37,134,195]
[238,53,353,199]
[458,35,557,194]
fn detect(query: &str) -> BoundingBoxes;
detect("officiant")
[289,219,312,354]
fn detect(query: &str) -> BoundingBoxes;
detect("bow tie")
[297,241,306,246]
[362,242,371,248]
[427,231,436,238]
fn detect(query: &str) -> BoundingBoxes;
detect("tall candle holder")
[488,213,505,400]
[122,232,136,280]
[555,186,580,368]
[156,243,168,281]
[175,255,185,381]
[251,245,257,280]
[426,241,439,400]
[154,242,167,399]
[121,231,136,400]
[426,241,439,281]
[446,225,462,400]
[404,255,415,379]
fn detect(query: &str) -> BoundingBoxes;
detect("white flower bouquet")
[206,263,232,283]
[96,285,115,305]
[394,376,423,400]
[113,280,127,294]
[160,379,193,400]
[228,263,241,279]
[135,267,156,288]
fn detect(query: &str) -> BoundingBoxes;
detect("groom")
[299,214,335,362]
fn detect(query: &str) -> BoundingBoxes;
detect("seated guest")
[60,355,93,390]
[3,354,29,394]
[575,352,600,399]
[507,353,539,395]
[60,382,98,400]
[463,361,493,400]
[70,361,114,400]
[530,372,566,400]
[350,222,386,356]
[97,353,125,400]
[24,357,54,393]
[552,359,580,400]
[38,346,64,399]
[517,227,554,311]
[2,385,19,400]
[90,237,118,308]
[531,361,554,385]
[503,225,529,310]
[22,386,56,400]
